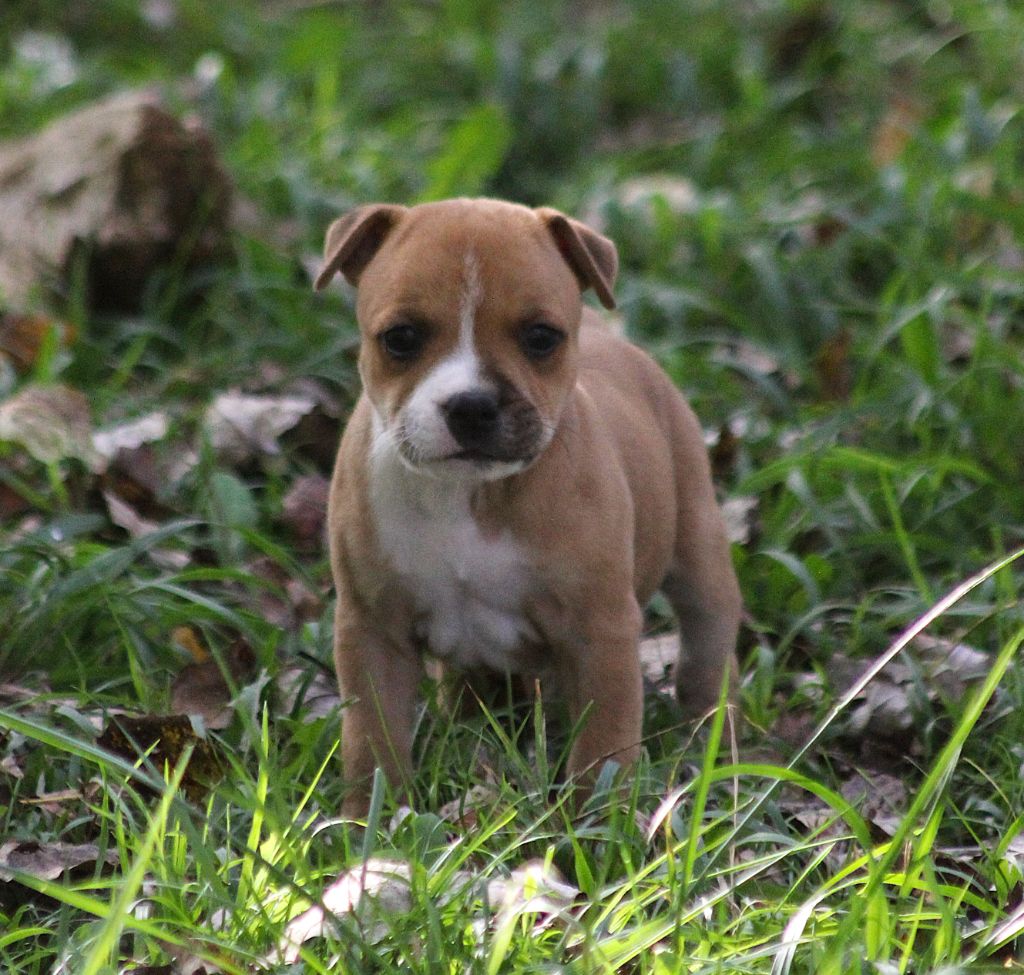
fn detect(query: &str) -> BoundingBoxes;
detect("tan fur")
[318,198,741,817]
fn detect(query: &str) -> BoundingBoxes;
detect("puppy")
[315,198,741,816]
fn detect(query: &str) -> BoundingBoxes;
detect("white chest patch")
[368,432,535,672]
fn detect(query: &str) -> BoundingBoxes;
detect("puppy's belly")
[411,581,534,672]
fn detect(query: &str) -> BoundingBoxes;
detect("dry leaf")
[913,633,991,700]
[0,383,100,469]
[97,714,221,801]
[840,769,907,837]
[103,483,188,569]
[0,313,74,372]
[437,784,500,829]
[721,495,759,546]
[846,680,913,738]
[277,858,414,962]
[275,664,340,723]
[203,391,315,466]
[815,328,852,402]
[714,340,801,390]
[0,839,118,882]
[871,94,922,168]
[170,639,257,730]
[709,423,739,479]
[92,411,169,463]
[278,378,344,470]
[104,489,161,539]
[274,846,580,966]
[99,436,177,523]
[486,859,579,919]
[615,175,699,215]
[722,341,783,378]
[20,786,97,817]
[828,633,993,745]
[126,941,228,975]
[0,479,32,520]
[280,473,330,547]
[1,753,24,779]
[639,633,679,694]
[171,625,209,663]
[0,91,232,311]
[247,555,324,630]
[158,941,231,975]
[275,853,576,965]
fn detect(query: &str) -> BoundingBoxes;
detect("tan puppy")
[315,198,741,817]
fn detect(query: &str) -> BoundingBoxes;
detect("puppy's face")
[317,200,618,481]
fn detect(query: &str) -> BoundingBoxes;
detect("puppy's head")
[315,198,617,480]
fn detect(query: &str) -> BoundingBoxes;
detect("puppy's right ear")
[314,204,407,290]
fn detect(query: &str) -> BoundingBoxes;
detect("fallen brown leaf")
[97,714,222,801]
[104,490,161,539]
[203,391,315,466]
[871,93,922,168]
[0,480,32,520]
[170,639,257,730]
[275,664,340,723]
[1,753,24,779]
[0,839,118,882]
[275,854,577,965]
[277,857,414,961]
[245,555,324,631]
[815,328,852,402]
[279,473,330,547]
[92,412,169,464]
[0,383,100,469]
[709,423,739,479]
[20,785,99,817]
[0,91,232,312]
[721,495,759,546]
[840,768,907,837]
[0,313,75,373]
[172,627,210,664]
[487,859,579,922]
[638,633,679,695]
[827,633,995,746]
[437,784,500,830]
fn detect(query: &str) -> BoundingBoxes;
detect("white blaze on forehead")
[459,249,483,353]
[395,248,490,461]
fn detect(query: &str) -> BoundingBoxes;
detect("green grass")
[2,0,1024,971]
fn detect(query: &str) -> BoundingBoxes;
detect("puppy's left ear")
[314,204,407,290]
[538,208,618,310]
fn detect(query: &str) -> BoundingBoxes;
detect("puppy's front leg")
[559,597,644,787]
[334,607,422,819]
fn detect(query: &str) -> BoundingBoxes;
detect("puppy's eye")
[520,323,565,360]
[380,323,425,361]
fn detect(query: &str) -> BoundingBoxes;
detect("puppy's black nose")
[442,390,500,448]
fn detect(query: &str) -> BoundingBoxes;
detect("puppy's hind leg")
[661,507,742,722]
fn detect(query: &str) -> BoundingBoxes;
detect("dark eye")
[380,323,426,361]
[520,323,565,360]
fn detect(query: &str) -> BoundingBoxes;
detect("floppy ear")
[314,204,407,290]
[537,208,618,309]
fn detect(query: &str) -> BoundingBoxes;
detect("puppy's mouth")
[392,416,548,474]
[448,446,535,464]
